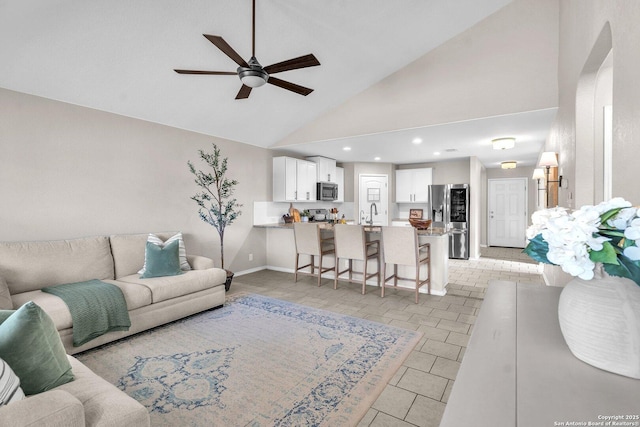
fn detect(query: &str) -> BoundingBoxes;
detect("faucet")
[368,203,378,226]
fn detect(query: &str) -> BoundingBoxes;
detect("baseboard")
[234,266,268,276]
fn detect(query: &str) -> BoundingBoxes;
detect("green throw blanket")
[42,280,131,347]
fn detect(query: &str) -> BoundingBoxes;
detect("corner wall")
[548,0,640,207]
[0,88,271,273]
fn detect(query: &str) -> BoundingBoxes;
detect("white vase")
[558,265,640,379]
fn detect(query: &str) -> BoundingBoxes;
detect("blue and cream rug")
[77,294,422,426]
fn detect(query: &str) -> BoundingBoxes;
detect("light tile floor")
[228,247,543,427]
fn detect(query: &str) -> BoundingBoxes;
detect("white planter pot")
[558,266,640,379]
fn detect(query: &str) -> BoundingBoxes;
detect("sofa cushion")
[0,389,85,427]
[11,280,153,331]
[0,302,74,395]
[138,232,191,274]
[0,236,114,295]
[118,268,226,303]
[140,240,183,279]
[109,232,183,278]
[57,356,150,426]
[0,356,25,405]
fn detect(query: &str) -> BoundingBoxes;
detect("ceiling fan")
[174,0,320,100]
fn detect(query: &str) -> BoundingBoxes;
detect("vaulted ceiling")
[0,0,559,167]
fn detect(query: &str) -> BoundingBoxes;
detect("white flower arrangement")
[524,197,640,285]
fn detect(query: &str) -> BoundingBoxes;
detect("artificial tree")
[188,143,242,274]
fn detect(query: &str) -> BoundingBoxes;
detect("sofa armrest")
[0,389,85,427]
[187,254,216,270]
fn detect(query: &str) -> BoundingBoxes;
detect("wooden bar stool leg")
[318,254,322,287]
[294,253,299,282]
[362,257,367,295]
[393,264,398,287]
[334,257,339,290]
[381,261,386,298]
[415,264,420,304]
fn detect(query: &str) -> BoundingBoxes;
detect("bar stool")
[333,224,380,294]
[381,226,431,303]
[293,223,335,286]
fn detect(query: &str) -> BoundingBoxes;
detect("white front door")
[488,178,527,248]
[359,174,388,226]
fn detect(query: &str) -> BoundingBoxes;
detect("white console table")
[440,281,640,427]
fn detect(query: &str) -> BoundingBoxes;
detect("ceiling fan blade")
[267,77,314,96]
[174,69,237,75]
[264,54,321,74]
[203,34,249,68]
[236,85,252,99]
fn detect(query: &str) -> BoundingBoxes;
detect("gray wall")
[0,88,271,273]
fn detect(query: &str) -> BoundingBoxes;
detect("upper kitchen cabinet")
[273,157,317,202]
[306,156,337,183]
[336,167,344,202]
[395,168,432,203]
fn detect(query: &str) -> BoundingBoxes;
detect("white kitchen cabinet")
[307,156,337,183]
[273,157,317,202]
[395,168,432,203]
[336,167,344,202]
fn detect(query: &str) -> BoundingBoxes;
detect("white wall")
[0,88,271,273]
[274,0,558,147]
[547,0,640,208]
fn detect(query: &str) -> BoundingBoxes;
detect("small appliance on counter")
[310,208,329,222]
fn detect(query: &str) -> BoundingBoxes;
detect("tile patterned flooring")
[228,247,544,427]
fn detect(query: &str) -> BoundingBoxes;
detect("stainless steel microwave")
[317,182,338,201]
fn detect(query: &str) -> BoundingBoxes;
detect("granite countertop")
[254,222,450,236]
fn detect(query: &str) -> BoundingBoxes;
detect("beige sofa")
[0,232,227,426]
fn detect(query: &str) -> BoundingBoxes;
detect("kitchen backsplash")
[253,201,355,225]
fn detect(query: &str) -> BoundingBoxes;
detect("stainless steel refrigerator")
[428,184,470,259]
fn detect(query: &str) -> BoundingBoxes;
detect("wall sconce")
[539,152,562,207]
[501,161,517,169]
[532,168,545,206]
[492,137,515,150]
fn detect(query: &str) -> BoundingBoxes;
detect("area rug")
[76,294,422,426]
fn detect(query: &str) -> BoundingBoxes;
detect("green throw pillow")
[0,301,74,395]
[140,239,183,279]
[0,310,14,325]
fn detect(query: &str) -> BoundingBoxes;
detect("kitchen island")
[255,222,449,295]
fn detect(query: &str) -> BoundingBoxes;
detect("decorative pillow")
[138,232,191,274]
[140,239,183,279]
[0,310,13,325]
[0,357,25,405]
[0,277,12,310]
[0,302,74,395]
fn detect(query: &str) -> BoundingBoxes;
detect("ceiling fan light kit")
[174,0,320,99]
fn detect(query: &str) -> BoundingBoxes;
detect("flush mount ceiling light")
[492,137,516,150]
[412,138,423,144]
[501,161,517,169]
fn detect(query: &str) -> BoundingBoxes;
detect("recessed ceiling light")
[445,148,457,152]
[412,138,423,145]
[374,157,381,161]
[343,146,351,151]
[433,152,441,155]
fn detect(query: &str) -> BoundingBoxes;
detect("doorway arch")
[574,22,613,206]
